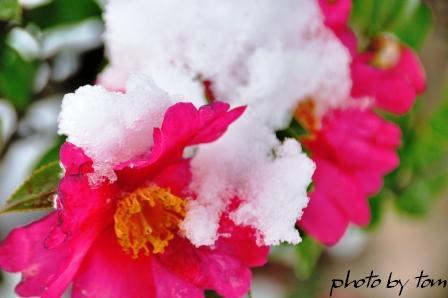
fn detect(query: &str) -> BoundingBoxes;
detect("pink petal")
[199,250,252,298]
[396,47,426,93]
[158,237,253,298]
[150,101,245,162]
[53,166,118,247]
[73,229,203,298]
[313,158,370,226]
[0,213,99,298]
[152,259,204,298]
[352,170,383,196]
[190,102,246,144]
[335,27,358,57]
[216,214,269,268]
[156,237,203,285]
[371,75,417,114]
[72,229,155,298]
[341,138,399,173]
[0,214,58,273]
[318,0,352,30]
[299,190,349,245]
[60,142,93,175]
[151,159,192,197]
[351,47,426,115]
[351,59,414,114]
[306,108,401,182]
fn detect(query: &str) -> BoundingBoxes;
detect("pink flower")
[318,0,426,114]
[298,0,424,244]
[0,101,269,298]
[298,107,401,244]
[351,37,426,114]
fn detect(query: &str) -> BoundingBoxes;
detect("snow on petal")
[183,112,315,246]
[58,74,172,183]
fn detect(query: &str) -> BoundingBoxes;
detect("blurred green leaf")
[293,236,322,279]
[351,0,432,49]
[0,0,21,22]
[24,0,101,29]
[395,172,448,215]
[391,89,448,216]
[366,191,390,230]
[0,161,61,214]
[35,136,65,169]
[270,237,322,281]
[392,2,432,49]
[350,0,373,36]
[286,259,323,298]
[276,118,306,141]
[0,43,37,111]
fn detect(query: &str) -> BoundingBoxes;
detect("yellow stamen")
[294,98,319,132]
[114,186,186,258]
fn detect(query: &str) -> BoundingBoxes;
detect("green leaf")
[270,237,322,280]
[24,0,101,30]
[0,43,37,111]
[366,191,389,230]
[392,2,432,49]
[395,172,448,216]
[390,86,448,217]
[276,118,306,141]
[0,0,21,22]
[350,0,432,50]
[34,136,65,169]
[350,0,374,35]
[293,236,322,279]
[0,161,61,214]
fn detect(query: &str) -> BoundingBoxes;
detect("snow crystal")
[183,112,315,246]
[58,74,172,183]
[103,0,351,129]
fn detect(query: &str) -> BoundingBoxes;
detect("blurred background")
[0,0,447,297]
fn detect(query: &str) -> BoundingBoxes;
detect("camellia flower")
[318,0,426,114]
[296,106,401,244]
[99,0,418,247]
[350,35,426,114]
[296,0,425,244]
[0,75,314,297]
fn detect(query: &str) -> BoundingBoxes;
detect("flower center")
[294,99,319,132]
[369,34,401,69]
[114,186,186,258]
